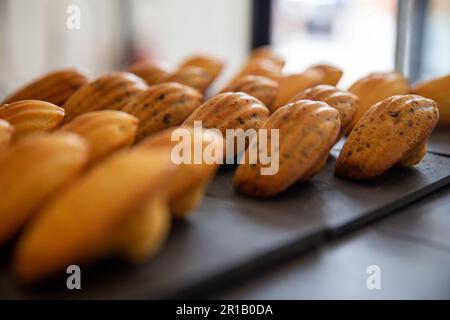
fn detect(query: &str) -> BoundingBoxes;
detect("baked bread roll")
[122,82,203,141]
[63,72,148,122]
[2,68,89,106]
[412,73,450,127]
[347,71,409,132]
[138,126,223,217]
[0,133,89,246]
[305,64,343,86]
[14,148,175,283]
[59,110,138,163]
[179,54,224,81]
[290,84,359,134]
[272,69,323,109]
[0,119,14,151]
[234,100,340,197]
[0,100,65,140]
[127,61,170,86]
[220,75,279,112]
[336,94,439,179]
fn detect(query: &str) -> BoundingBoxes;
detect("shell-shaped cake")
[127,61,170,86]
[290,84,359,134]
[234,100,341,197]
[0,100,65,140]
[122,82,203,140]
[336,94,439,179]
[0,132,89,247]
[412,73,450,127]
[63,72,148,122]
[347,71,409,131]
[2,68,89,106]
[59,110,139,163]
[221,75,279,112]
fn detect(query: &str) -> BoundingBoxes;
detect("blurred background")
[0,0,449,95]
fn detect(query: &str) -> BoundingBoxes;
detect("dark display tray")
[0,152,449,299]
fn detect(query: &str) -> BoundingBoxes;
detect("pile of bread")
[0,47,447,284]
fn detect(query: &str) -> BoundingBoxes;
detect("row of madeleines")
[0,47,447,284]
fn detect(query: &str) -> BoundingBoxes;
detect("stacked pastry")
[0,47,446,285]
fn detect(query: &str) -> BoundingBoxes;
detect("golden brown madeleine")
[137,126,223,217]
[221,75,279,112]
[122,82,203,141]
[305,64,343,86]
[0,119,14,151]
[14,149,175,283]
[183,92,269,156]
[234,57,283,82]
[127,61,170,86]
[63,72,148,122]
[290,85,359,134]
[273,69,323,109]
[0,133,88,247]
[250,46,285,68]
[164,66,213,94]
[336,95,439,180]
[347,71,409,131]
[179,54,224,80]
[0,100,65,140]
[183,92,270,131]
[412,74,450,127]
[59,110,138,163]
[234,100,340,197]
[2,68,89,106]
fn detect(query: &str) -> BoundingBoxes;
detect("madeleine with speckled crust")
[347,71,409,132]
[336,95,439,180]
[59,110,139,163]
[122,82,203,141]
[305,64,343,86]
[63,72,148,122]
[179,54,224,81]
[183,92,269,133]
[127,61,170,86]
[221,75,279,112]
[183,92,269,156]
[14,149,175,284]
[250,47,285,68]
[412,74,450,127]
[2,68,89,106]
[290,85,359,134]
[273,69,323,109]
[0,119,14,151]
[0,100,65,140]
[0,133,89,247]
[164,66,214,94]
[234,100,340,198]
[137,126,223,217]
